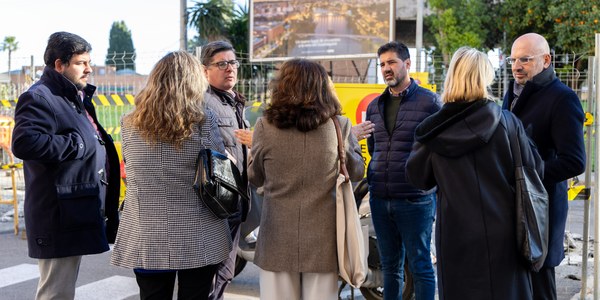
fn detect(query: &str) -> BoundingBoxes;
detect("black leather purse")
[504,112,549,272]
[193,149,249,219]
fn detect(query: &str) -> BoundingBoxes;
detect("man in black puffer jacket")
[365,41,441,300]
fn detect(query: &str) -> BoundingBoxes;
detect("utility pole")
[594,32,600,300]
[180,0,188,51]
[415,0,424,72]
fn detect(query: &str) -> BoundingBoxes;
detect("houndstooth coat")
[111,110,232,270]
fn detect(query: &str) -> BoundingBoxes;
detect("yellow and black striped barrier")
[0,119,14,127]
[91,94,136,106]
[0,94,136,107]
[104,127,121,135]
[568,181,590,201]
[0,162,22,170]
[0,99,17,107]
[584,112,594,126]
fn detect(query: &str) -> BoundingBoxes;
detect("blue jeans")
[370,194,436,300]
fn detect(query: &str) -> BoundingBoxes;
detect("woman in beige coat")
[248,58,364,300]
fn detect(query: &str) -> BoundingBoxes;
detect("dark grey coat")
[203,87,248,172]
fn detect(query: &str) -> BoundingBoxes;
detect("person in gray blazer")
[248,58,365,300]
[110,51,230,299]
[201,41,251,300]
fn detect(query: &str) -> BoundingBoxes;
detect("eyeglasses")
[208,60,240,70]
[505,54,545,65]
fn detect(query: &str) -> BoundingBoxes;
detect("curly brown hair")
[264,58,341,132]
[123,51,207,148]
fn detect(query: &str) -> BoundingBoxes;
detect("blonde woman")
[111,51,230,299]
[406,47,543,299]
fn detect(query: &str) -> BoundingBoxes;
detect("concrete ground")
[0,168,595,299]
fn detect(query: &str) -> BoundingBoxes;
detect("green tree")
[105,21,136,71]
[1,36,19,83]
[188,0,235,42]
[188,2,254,77]
[498,0,555,52]
[548,2,600,57]
[499,0,600,55]
[499,0,599,71]
[426,0,492,66]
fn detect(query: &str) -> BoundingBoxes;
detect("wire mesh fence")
[1,50,590,100]
[0,50,593,144]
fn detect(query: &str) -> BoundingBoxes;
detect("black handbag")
[504,112,549,272]
[193,149,249,220]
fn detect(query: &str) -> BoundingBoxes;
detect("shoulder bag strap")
[503,111,523,168]
[332,116,350,183]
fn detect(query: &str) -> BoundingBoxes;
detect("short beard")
[385,78,399,88]
[74,82,86,90]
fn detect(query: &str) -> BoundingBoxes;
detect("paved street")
[0,169,363,299]
[0,231,369,300]
[0,232,261,300]
[0,168,594,299]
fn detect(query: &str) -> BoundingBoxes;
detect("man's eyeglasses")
[208,60,240,70]
[505,54,545,65]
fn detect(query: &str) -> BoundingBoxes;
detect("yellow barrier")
[0,143,21,235]
[584,112,594,126]
[0,94,136,107]
[568,176,590,201]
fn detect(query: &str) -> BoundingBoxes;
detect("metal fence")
[0,51,592,143]
[1,51,590,96]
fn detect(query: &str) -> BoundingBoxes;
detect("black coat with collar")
[407,100,541,299]
[12,67,120,259]
[503,67,586,267]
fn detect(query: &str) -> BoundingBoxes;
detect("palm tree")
[1,36,19,84]
[188,0,235,42]
[228,4,249,55]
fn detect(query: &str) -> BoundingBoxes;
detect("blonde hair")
[123,51,208,148]
[441,47,495,103]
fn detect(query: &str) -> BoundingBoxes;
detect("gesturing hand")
[234,129,253,148]
[351,121,374,141]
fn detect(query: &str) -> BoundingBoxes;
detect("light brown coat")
[249,116,364,273]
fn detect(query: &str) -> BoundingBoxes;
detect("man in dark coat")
[11,32,120,299]
[503,32,586,299]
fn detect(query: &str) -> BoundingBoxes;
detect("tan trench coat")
[248,116,364,273]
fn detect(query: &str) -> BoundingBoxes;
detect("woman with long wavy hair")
[248,58,365,300]
[111,51,230,299]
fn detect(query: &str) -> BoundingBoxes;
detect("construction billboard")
[250,0,393,62]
